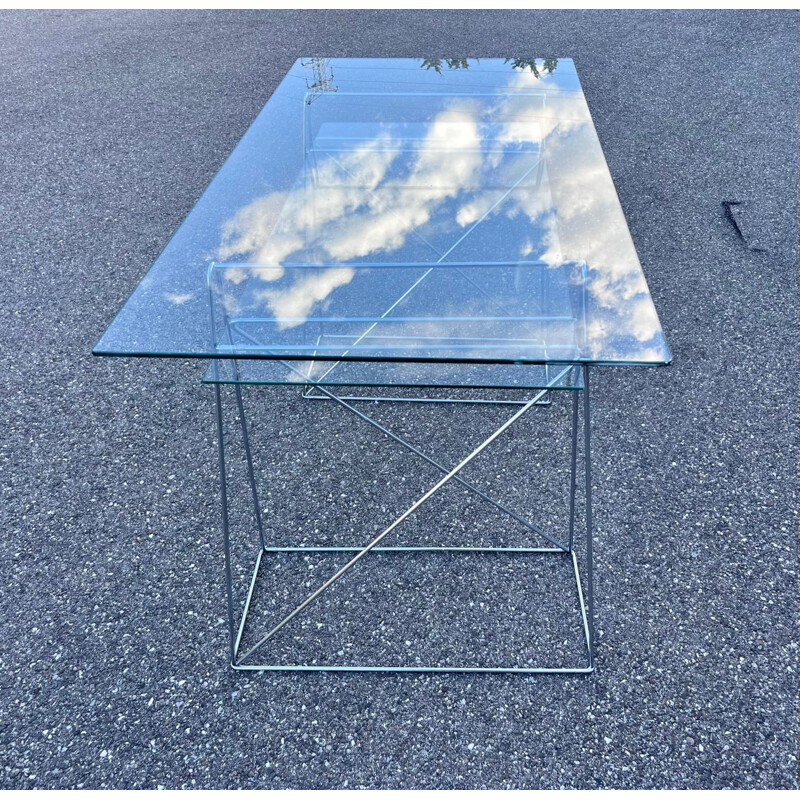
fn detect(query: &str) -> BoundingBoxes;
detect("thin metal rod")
[262,546,564,554]
[234,384,266,551]
[234,549,263,660]
[215,384,237,666]
[233,664,593,674]
[572,550,592,658]
[437,158,542,262]
[301,389,550,407]
[582,365,595,668]
[302,385,568,551]
[568,389,579,552]
[236,372,569,665]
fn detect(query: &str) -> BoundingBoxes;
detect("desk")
[95,57,671,673]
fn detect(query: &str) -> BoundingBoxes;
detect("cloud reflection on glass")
[209,60,669,368]
[94,58,670,369]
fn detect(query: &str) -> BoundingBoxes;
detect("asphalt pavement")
[0,10,798,789]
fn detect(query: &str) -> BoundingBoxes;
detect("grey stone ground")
[1,9,798,789]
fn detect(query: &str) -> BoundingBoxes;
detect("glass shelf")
[202,357,584,391]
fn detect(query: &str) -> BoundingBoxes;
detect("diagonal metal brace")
[309,387,568,551]
[229,324,568,552]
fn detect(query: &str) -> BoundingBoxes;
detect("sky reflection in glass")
[94,58,671,368]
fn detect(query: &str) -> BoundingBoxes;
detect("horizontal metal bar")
[319,333,565,341]
[233,664,594,674]
[301,391,546,406]
[261,546,565,554]
[217,343,579,354]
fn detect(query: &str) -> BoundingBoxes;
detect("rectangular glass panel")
[94,58,671,369]
[202,357,583,390]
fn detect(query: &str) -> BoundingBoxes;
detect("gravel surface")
[1,10,798,789]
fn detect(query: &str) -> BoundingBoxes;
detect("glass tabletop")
[94,58,671,368]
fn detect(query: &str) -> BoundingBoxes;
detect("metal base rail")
[214,364,595,675]
[301,385,553,407]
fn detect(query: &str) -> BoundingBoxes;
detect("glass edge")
[92,347,672,368]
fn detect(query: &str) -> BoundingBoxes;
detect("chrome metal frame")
[300,385,553,407]
[213,363,595,674]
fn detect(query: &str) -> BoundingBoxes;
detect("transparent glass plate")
[202,357,583,391]
[94,58,671,373]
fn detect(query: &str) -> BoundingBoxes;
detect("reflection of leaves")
[422,57,558,76]
[542,58,558,74]
[420,58,474,73]
[421,58,444,73]
[504,58,558,77]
